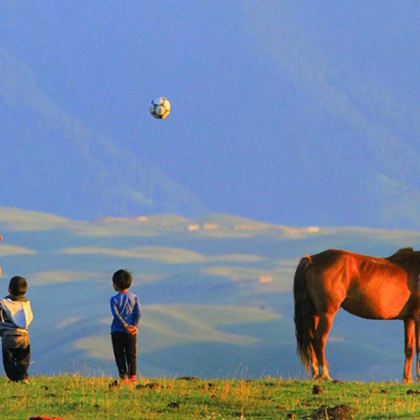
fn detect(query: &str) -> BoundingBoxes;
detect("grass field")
[0,376,418,419]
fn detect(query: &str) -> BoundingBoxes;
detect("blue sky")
[0,1,419,228]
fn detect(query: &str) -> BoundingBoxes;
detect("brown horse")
[293,248,420,383]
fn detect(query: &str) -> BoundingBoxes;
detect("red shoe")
[129,375,136,383]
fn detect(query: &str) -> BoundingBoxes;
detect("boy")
[0,276,33,383]
[110,269,141,382]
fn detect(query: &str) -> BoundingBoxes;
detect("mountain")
[0,48,203,220]
[0,3,419,228]
[0,207,418,380]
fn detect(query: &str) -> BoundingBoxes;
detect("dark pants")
[111,332,137,378]
[2,344,30,382]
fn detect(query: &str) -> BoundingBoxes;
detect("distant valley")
[0,207,418,381]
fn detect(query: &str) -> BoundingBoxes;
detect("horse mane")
[387,247,420,265]
[394,247,415,255]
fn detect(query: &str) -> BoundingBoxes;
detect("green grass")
[0,377,418,419]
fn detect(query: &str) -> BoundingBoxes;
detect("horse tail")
[293,256,315,373]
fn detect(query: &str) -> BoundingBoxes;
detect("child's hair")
[9,276,28,297]
[112,269,132,290]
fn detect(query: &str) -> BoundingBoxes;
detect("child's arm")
[126,297,141,335]
[0,301,7,323]
[132,297,141,326]
[110,297,131,331]
[0,302,15,337]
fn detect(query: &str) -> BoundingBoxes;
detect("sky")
[0,1,419,229]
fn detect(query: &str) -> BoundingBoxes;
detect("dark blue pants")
[111,332,137,378]
[2,344,30,381]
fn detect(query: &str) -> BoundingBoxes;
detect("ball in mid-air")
[149,97,171,120]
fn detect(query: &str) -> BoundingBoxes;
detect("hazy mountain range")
[0,2,419,228]
[0,207,418,381]
[0,47,203,219]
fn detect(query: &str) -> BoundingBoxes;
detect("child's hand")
[126,325,138,335]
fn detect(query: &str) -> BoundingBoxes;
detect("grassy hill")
[0,207,419,381]
[0,377,418,419]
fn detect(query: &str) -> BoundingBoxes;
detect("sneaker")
[129,375,136,383]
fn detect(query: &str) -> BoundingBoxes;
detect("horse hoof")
[313,375,332,382]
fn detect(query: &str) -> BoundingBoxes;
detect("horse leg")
[313,312,337,381]
[416,320,420,383]
[403,319,415,384]
[309,315,320,379]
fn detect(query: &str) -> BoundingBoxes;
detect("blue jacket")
[110,291,141,334]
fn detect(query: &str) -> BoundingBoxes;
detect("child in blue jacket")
[110,269,141,382]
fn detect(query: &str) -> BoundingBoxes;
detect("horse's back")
[304,249,415,320]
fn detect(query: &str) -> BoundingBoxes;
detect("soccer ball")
[149,97,171,120]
